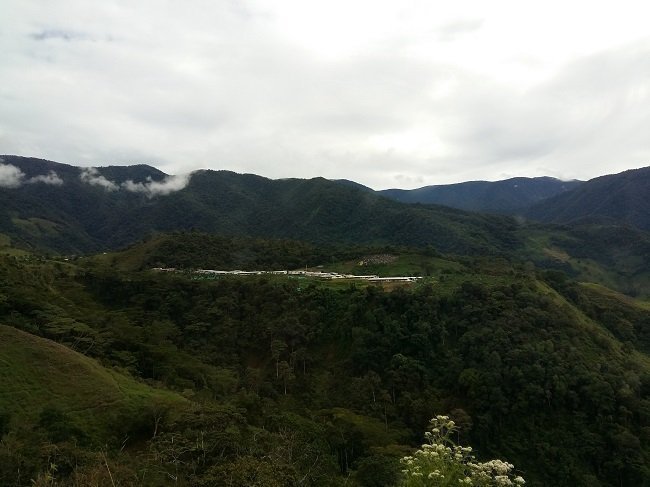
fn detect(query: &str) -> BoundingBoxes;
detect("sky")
[1,1,649,189]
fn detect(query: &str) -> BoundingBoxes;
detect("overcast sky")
[1,0,649,189]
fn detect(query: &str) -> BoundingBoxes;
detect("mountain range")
[525,166,650,230]
[377,176,583,213]
[1,155,649,254]
[347,167,650,232]
[0,155,527,255]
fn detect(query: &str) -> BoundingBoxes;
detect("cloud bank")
[79,167,191,196]
[79,167,119,191]
[27,171,64,186]
[121,174,192,197]
[0,163,190,196]
[0,162,64,188]
[0,163,25,188]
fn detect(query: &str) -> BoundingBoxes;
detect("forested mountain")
[0,155,529,255]
[525,166,650,230]
[379,177,582,213]
[2,156,648,260]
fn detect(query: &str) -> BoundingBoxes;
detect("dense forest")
[1,235,649,486]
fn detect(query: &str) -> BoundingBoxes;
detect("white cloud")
[79,167,118,191]
[122,173,192,197]
[0,163,25,188]
[27,171,64,185]
[78,166,191,196]
[0,162,64,187]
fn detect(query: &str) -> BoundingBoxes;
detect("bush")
[400,415,525,486]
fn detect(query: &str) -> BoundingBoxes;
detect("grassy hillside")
[519,224,650,298]
[0,325,185,442]
[1,152,650,485]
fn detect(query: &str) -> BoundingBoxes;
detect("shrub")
[400,415,525,486]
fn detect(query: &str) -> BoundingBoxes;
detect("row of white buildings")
[153,268,421,282]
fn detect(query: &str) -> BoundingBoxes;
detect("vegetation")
[0,325,185,439]
[0,155,529,256]
[400,415,525,486]
[1,157,649,485]
[1,237,649,485]
[2,156,649,297]
[525,166,650,231]
[380,176,581,213]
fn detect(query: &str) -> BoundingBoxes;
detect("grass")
[579,282,650,311]
[0,325,186,442]
[316,253,463,278]
[0,233,30,257]
[521,227,650,298]
[85,236,164,271]
[11,217,62,236]
[181,254,516,295]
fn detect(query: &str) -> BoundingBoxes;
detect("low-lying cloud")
[27,171,64,186]
[79,166,192,196]
[79,167,119,191]
[0,163,25,188]
[121,174,192,197]
[0,162,64,187]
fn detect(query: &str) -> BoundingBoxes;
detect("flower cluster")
[400,415,525,486]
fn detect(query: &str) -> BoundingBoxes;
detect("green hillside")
[89,228,650,299]
[515,223,650,298]
[2,244,650,485]
[0,325,186,442]
[2,158,649,302]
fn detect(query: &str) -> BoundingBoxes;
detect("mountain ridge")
[1,155,649,265]
[0,155,527,256]
[525,165,650,230]
[378,176,583,213]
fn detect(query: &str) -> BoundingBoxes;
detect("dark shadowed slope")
[379,177,582,212]
[525,166,650,230]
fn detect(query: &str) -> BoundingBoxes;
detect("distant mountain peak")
[375,176,584,213]
[525,165,650,230]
